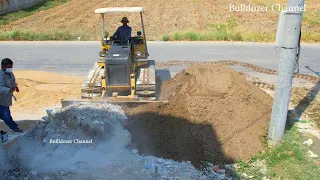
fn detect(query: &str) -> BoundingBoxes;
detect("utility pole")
[268,0,305,145]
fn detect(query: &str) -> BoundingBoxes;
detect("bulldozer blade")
[61,97,165,108]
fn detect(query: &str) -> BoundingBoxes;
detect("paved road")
[0,41,319,76]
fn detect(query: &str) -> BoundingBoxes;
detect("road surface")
[0,41,319,77]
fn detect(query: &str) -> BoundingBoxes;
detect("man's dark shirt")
[113,25,132,42]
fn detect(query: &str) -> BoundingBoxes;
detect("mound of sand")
[125,65,273,165]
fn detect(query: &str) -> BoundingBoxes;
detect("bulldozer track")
[136,60,156,100]
[156,60,319,91]
[81,63,104,98]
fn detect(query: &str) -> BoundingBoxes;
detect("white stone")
[217,169,226,174]
[31,169,37,176]
[219,173,226,179]
[307,150,319,158]
[157,158,164,163]
[303,139,313,146]
[131,149,139,154]
[93,120,102,124]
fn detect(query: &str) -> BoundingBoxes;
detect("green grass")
[162,15,320,42]
[163,19,246,42]
[237,126,320,179]
[0,30,75,41]
[161,29,320,42]
[162,34,169,41]
[0,0,69,25]
[164,30,245,41]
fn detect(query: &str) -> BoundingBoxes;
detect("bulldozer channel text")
[229,4,306,12]
[49,139,93,144]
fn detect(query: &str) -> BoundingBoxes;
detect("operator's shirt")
[113,25,132,42]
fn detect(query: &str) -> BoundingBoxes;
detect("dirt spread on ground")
[0,71,81,135]
[0,70,81,131]
[125,64,273,165]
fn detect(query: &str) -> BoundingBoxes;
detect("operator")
[0,58,23,133]
[112,17,132,43]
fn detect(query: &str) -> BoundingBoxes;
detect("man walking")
[0,58,23,133]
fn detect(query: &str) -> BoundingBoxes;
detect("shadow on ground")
[125,112,234,168]
[0,120,39,132]
[284,65,320,129]
[293,80,319,121]
[305,66,320,76]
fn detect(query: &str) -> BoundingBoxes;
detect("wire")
[294,30,301,74]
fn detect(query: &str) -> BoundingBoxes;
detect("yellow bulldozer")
[62,7,157,107]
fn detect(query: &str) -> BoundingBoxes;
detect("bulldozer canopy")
[95,7,144,14]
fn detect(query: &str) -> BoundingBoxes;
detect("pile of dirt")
[125,64,273,165]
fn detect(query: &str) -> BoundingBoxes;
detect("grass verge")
[162,16,320,42]
[0,0,69,25]
[237,85,320,179]
[161,18,275,42]
[0,30,75,41]
[162,31,245,42]
[237,124,320,179]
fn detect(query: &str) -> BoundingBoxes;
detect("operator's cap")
[121,17,129,23]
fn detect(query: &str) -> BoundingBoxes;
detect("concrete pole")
[268,0,305,145]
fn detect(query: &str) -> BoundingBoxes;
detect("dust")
[5,103,136,179]
[4,103,227,179]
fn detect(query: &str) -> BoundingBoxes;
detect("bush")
[213,30,229,41]
[162,34,169,41]
[185,32,199,41]
[173,33,182,41]
[0,30,75,41]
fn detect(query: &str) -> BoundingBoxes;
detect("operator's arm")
[0,73,10,94]
[126,27,132,42]
[113,27,120,38]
